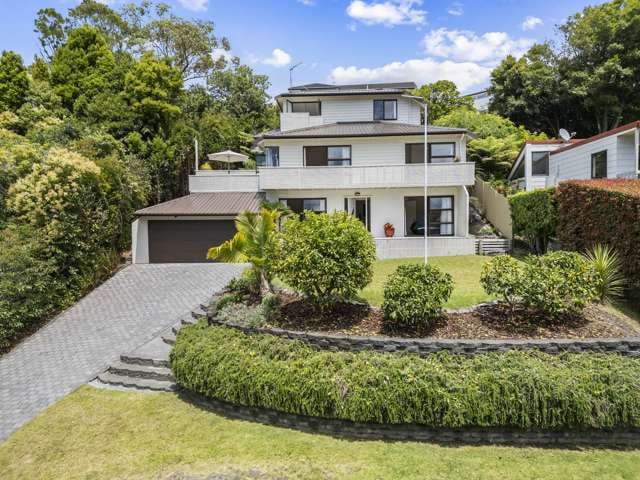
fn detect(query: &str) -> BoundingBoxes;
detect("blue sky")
[0,0,603,96]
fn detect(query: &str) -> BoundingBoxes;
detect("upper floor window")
[373,99,397,120]
[531,151,549,176]
[279,198,327,216]
[512,159,525,180]
[304,146,351,166]
[256,146,279,167]
[405,142,456,164]
[290,101,321,116]
[591,150,607,178]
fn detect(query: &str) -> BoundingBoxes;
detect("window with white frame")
[591,151,607,178]
[531,151,549,176]
[373,99,397,120]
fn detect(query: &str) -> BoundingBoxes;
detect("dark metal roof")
[260,122,473,139]
[279,82,417,98]
[135,192,264,217]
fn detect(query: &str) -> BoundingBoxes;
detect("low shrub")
[226,269,259,296]
[480,255,525,308]
[480,252,597,317]
[522,252,597,316]
[382,264,453,327]
[274,211,376,309]
[216,303,266,328]
[260,293,281,323]
[509,188,557,254]
[171,324,640,430]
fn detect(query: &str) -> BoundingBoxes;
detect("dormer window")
[373,99,397,120]
[290,101,321,116]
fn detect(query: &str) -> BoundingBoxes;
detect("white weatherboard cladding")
[266,186,468,240]
[617,134,637,176]
[265,134,467,168]
[283,95,421,125]
[550,135,618,183]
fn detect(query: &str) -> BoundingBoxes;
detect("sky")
[0,0,605,97]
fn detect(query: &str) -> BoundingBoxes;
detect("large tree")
[0,51,29,113]
[49,26,117,113]
[413,80,474,121]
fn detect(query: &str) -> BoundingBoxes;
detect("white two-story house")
[132,82,477,263]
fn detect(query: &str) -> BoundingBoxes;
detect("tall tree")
[0,51,29,112]
[49,26,117,113]
[207,59,276,133]
[413,80,474,121]
[67,0,134,52]
[34,8,66,61]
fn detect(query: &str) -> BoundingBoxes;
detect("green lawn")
[361,255,494,308]
[1,387,639,480]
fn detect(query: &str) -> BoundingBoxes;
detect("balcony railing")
[258,163,475,190]
[189,170,260,192]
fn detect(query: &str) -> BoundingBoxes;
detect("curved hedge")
[171,323,640,430]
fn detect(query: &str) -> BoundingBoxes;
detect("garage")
[132,192,264,264]
[148,219,236,263]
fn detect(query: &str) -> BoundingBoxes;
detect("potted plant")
[384,222,395,237]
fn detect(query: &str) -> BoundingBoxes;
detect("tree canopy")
[0,52,29,112]
[413,80,474,121]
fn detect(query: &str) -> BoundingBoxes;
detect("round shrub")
[480,255,525,307]
[171,324,640,430]
[382,264,453,327]
[274,211,376,309]
[522,251,597,316]
[480,252,597,317]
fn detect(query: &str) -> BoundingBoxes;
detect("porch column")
[457,186,469,237]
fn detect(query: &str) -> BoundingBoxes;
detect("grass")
[1,386,639,480]
[361,255,494,308]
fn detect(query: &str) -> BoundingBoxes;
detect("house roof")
[278,82,417,99]
[135,192,264,217]
[550,121,640,155]
[259,121,473,140]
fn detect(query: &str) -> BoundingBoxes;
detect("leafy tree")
[34,8,66,60]
[207,60,276,133]
[207,207,282,296]
[67,0,133,52]
[50,26,117,113]
[124,52,182,138]
[0,51,29,113]
[413,80,474,121]
[489,44,576,136]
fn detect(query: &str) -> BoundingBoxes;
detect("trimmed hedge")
[557,180,640,291]
[171,323,640,430]
[509,188,557,254]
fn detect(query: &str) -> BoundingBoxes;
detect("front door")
[345,197,371,231]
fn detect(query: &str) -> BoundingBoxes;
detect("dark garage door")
[148,220,236,263]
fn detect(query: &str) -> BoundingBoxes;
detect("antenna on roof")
[559,128,576,142]
[289,62,303,87]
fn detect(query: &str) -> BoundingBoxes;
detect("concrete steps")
[92,304,207,393]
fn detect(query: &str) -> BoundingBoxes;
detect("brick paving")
[0,263,242,441]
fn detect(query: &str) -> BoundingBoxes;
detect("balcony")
[189,171,260,192]
[258,163,475,190]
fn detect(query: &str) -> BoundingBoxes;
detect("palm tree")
[207,207,281,296]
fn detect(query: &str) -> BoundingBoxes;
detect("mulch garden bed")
[268,292,640,340]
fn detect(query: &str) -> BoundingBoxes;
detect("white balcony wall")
[265,134,468,168]
[189,171,259,192]
[258,163,475,190]
[279,112,323,132]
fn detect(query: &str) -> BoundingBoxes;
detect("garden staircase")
[91,306,208,392]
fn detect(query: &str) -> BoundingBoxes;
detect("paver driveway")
[0,263,243,441]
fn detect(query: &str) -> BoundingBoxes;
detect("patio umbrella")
[207,150,248,172]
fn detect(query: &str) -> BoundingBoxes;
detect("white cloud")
[346,0,426,27]
[297,0,315,5]
[262,48,292,67]
[447,2,463,16]
[522,16,543,31]
[176,0,208,11]
[330,57,491,92]
[422,28,534,63]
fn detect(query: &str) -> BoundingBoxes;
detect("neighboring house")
[132,82,477,263]
[508,121,640,191]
